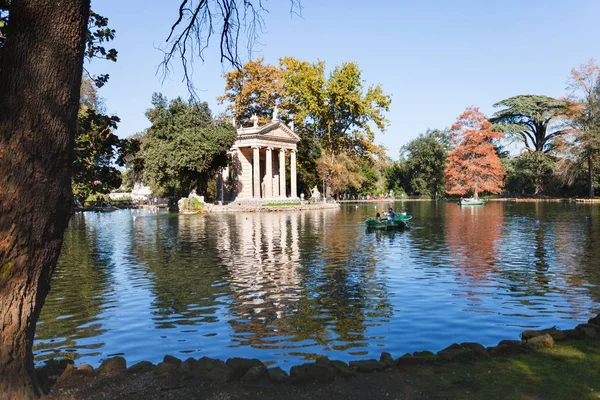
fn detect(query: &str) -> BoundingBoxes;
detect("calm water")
[34,202,600,368]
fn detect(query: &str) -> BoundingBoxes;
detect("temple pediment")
[237,120,300,143]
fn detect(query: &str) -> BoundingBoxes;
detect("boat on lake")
[365,214,412,230]
[458,198,484,206]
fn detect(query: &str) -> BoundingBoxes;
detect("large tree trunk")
[588,153,594,199]
[0,0,89,398]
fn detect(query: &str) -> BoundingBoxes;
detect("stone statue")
[251,114,259,128]
[311,185,320,199]
[272,106,279,121]
[288,120,294,130]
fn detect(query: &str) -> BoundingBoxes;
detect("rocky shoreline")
[42,314,599,399]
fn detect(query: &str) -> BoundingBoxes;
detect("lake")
[34,201,600,368]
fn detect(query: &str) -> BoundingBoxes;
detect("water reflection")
[35,213,115,362]
[446,202,504,283]
[34,203,600,368]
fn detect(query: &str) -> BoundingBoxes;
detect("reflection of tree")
[128,214,232,329]
[34,214,113,363]
[446,202,504,283]
[552,204,600,312]
[405,201,450,268]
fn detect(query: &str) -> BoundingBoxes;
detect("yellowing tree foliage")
[445,107,505,198]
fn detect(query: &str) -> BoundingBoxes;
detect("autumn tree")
[565,58,600,198]
[281,58,391,160]
[445,107,505,199]
[220,57,391,195]
[0,0,297,397]
[219,57,285,125]
[316,152,365,197]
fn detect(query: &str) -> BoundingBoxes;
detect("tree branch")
[160,0,300,98]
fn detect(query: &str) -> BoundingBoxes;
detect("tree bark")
[588,152,594,199]
[0,0,89,398]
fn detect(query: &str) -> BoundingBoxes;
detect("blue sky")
[89,0,600,159]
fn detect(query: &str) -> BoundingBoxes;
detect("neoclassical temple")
[219,109,300,202]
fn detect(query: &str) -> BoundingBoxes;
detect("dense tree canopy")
[220,56,391,195]
[398,129,450,198]
[490,95,570,153]
[445,107,505,198]
[218,57,285,125]
[135,93,238,198]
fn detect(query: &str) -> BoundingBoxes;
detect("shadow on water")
[34,203,600,368]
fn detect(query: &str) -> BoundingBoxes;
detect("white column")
[253,146,260,198]
[290,149,297,199]
[279,149,286,198]
[265,148,273,198]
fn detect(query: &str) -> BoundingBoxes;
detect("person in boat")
[387,207,396,220]
[376,212,382,223]
[460,196,464,204]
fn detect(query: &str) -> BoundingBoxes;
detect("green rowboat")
[365,215,412,230]
[458,199,484,206]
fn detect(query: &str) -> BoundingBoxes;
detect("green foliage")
[386,129,449,198]
[385,162,406,196]
[72,108,123,204]
[360,164,379,195]
[281,57,392,161]
[137,93,238,197]
[296,133,322,196]
[503,152,556,195]
[0,5,117,88]
[181,197,205,211]
[400,129,450,198]
[490,95,570,153]
[72,78,127,204]
[85,11,117,88]
[220,57,392,196]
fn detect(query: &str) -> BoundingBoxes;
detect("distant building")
[109,183,152,201]
[219,109,300,202]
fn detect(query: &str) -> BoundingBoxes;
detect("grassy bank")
[414,339,600,399]
[262,202,302,207]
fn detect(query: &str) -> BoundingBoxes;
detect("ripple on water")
[34,204,600,368]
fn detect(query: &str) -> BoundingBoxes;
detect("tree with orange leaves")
[445,107,505,199]
[565,58,600,198]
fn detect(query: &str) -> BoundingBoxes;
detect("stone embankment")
[43,314,599,398]
[206,202,340,213]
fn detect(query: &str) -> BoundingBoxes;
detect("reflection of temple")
[218,109,301,202]
[215,212,302,303]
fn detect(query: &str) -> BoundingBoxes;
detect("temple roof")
[236,120,300,144]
